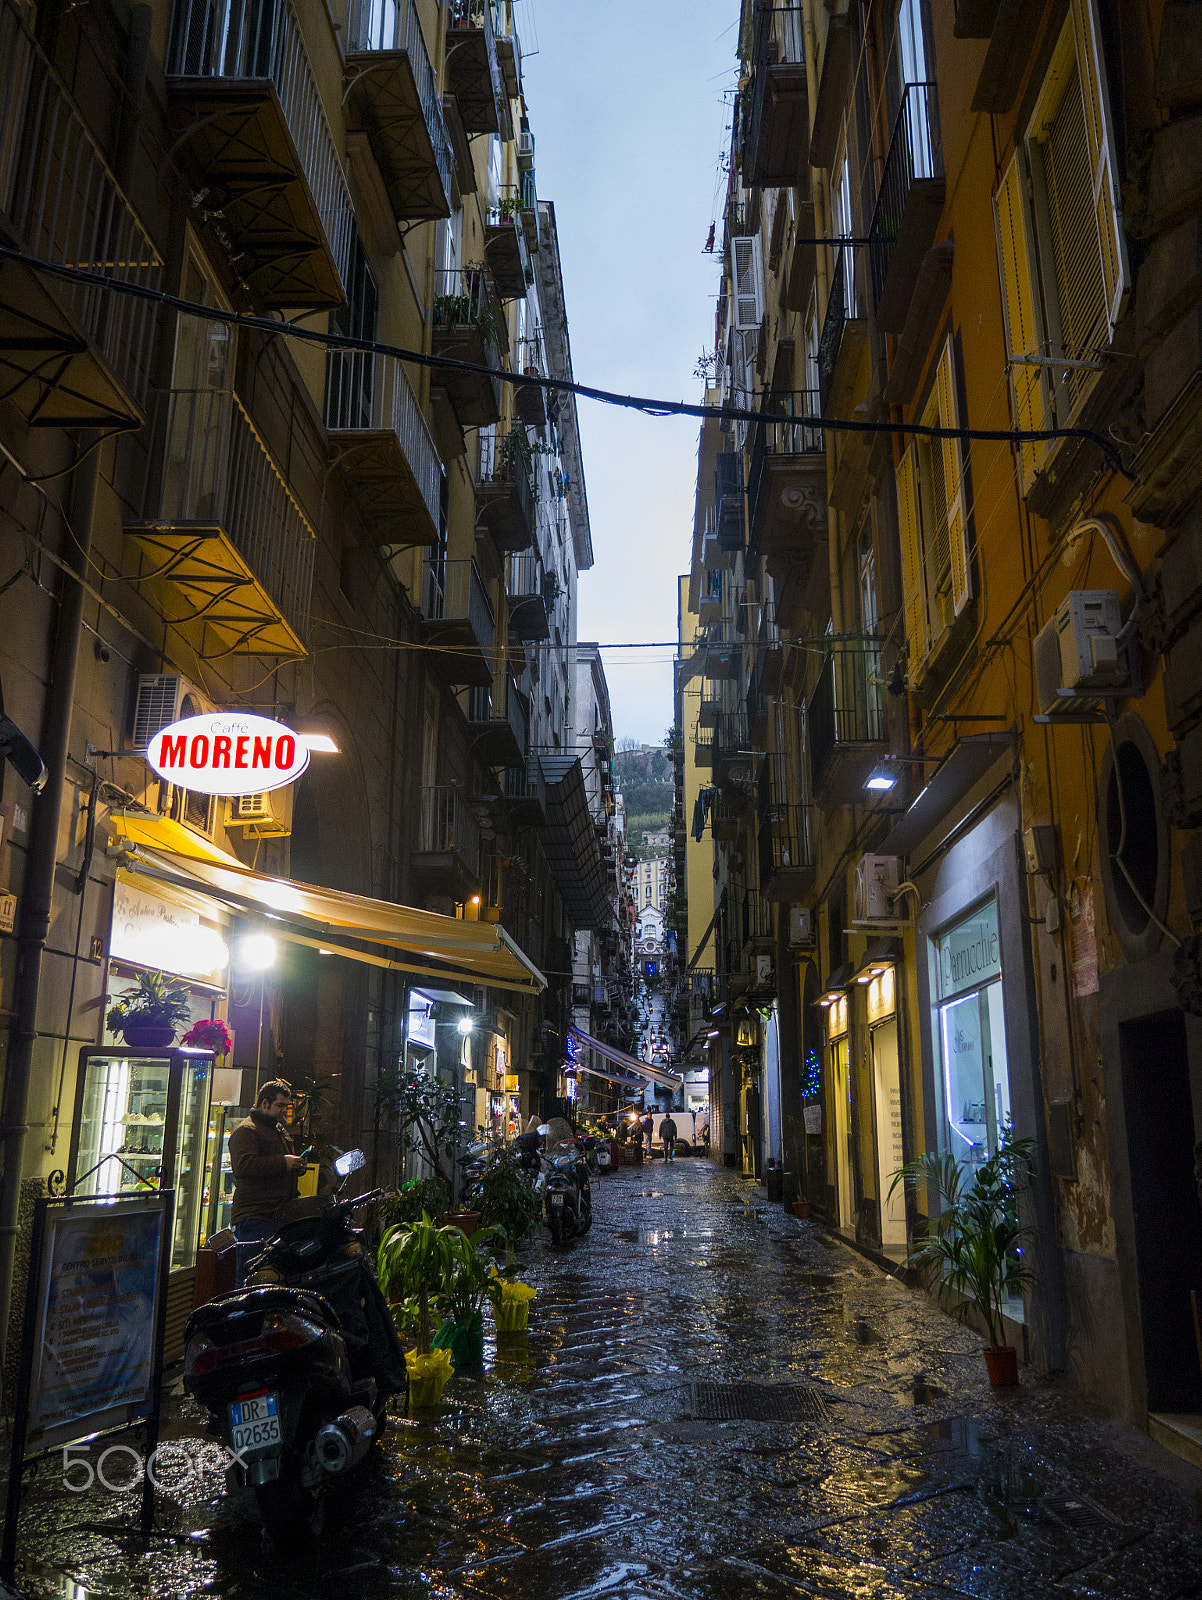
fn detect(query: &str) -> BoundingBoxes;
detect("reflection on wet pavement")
[11,1162,1202,1599]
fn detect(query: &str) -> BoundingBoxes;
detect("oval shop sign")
[146,713,310,796]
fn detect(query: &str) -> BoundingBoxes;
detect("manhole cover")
[1040,1495,1116,1533]
[691,1381,831,1424]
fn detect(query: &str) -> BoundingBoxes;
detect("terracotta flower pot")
[983,1345,1019,1387]
[791,1199,811,1219]
[448,1211,480,1236]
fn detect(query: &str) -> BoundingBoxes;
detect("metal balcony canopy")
[108,812,546,994]
[568,1028,682,1091]
[878,732,1013,859]
[537,754,610,929]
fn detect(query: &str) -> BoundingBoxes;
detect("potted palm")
[888,1135,1036,1387]
[377,1213,460,1406]
[432,1225,503,1369]
[107,971,192,1049]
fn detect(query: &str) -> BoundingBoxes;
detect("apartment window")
[895,335,970,678]
[895,0,934,179]
[994,0,1127,494]
[858,519,878,636]
[327,234,378,430]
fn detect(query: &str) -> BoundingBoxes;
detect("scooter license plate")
[550,1191,565,1206]
[229,1391,281,1454]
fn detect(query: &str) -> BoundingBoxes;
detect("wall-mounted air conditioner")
[226,787,294,839]
[1034,590,1138,719]
[853,853,901,926]
[131,673,219,751]
[787,907,815,948]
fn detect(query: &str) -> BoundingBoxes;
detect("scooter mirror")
[334,1148,366,1177]
[537,1125,551,1138]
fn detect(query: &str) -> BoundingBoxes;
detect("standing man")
[641,1110,654,1159]
[659,1112,678,1163]
[230,1079,306,1285]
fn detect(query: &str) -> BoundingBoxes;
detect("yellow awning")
[108,812,546,994]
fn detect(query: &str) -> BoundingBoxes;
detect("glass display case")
[69,1048,216,1270]
[202,1104,248,1239]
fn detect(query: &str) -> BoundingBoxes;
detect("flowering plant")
[181,1018,233,1056]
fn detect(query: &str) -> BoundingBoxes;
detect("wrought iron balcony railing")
[419,785,481,876]
[422,556,495,650]
[808,635,886,796]
[168,0,353,292]
[140,388,317,643]
[325,350,443,532]
[0,0,162,423]
[868,82,944,317]
[346,0,453,218]
[817,248,850,411]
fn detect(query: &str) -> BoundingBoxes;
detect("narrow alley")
[12,1164,1202,1600]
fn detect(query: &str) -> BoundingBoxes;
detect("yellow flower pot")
[492,1280,536,1334]
[405,1346,454,1408]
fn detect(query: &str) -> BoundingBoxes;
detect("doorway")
[1119,1009,1202,1413]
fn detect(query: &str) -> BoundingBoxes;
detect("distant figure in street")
[659,1114,678,1162]
[641,1112,654,1157]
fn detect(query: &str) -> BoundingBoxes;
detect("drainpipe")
[0,4,153,1388]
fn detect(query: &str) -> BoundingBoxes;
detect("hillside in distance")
[615,738,673,855]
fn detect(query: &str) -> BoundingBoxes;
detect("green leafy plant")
[107,970,191,1037]
[376,1066,469,1194]
[377,1213,460,1356]
[437,1225,507,1325]
[474,1141,540,1248]
[887,1135,1036,1351]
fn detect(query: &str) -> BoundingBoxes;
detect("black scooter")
[183,1152,405,1545]
[541,1134,592,1248]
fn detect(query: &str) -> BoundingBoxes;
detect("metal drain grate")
[1039,1495,1116,1533]
[691,1381,831,1424]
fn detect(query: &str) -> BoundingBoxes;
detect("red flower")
[181,1018,233,1056]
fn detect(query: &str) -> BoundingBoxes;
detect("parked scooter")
[539,1127,592,1247]
[183,1151,406,1545]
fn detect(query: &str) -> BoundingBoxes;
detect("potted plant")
[377,1213,460,1407]
[180,1017,233,1058]
[432,1225,503,1369]
[783,1114,809,1216]
[474,1142,541,1249]
[488,1269,536,1334]
[107,970,192,1049]
[888,1135,1036,1388]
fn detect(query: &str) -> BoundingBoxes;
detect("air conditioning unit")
[226,787,293,839]
[1034,590,1136,718]
[131,673,219,751]
[517,128,535,170]
[788,907,815,948]
[853,853,901,925]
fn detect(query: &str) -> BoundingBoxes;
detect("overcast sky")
[520,1,738,746]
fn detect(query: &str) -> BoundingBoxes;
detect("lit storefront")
[822,992,854,1230]
[865,965,906,1249]
[931,900,1011,1174]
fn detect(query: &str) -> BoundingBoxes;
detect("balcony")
[495,15,521,98]
[476,425,535,551]
[694,724,714,769]
[505,550,553,641]
[741,891,774,957]
[166,0,352,308]
[743,5,809,187]
[746,657,770,746]
[497,758,545,824]
[748,407,825,561]
[712,791,742,842]
[808,636,888,804]
[445,0,507,136]
[431,268,504,428]
[345,0,453,223]
[715,450,745,553]
[422,556,495,685]
[868,83,946,334]
[698,683,721,728]
[699,566,725,621]
[713,709,751,791]
[514,334,546,426]
[485,187,530,299]
[466,677,527,768]
[325,352,443,545]
[0,0,161,427]
[127,388,315,656]
[412,785,481,900]
[817,247,867,416]
[703,621,742,680]
[758,755,814,901]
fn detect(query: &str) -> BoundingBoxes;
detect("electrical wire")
[0,243,1133,477]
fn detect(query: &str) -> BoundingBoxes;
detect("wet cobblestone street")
[10,1160,1202,1600]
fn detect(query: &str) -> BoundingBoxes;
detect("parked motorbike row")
[183,1129,604,1547]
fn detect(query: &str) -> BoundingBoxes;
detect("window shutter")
[1070,0,1128,332]
[895,445,928,668]
[994,152,1049,494]
[934,339,971,617]
[732,235,764,330]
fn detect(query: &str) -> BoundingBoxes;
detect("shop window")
[933,898,1011,1179]
[993,0,1127,495]
[896,335,970,681]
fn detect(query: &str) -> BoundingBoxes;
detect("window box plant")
[888,1135,1035,1388]
[107,970,192,1049]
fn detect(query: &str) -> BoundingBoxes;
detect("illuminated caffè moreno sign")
[145,713,310,796]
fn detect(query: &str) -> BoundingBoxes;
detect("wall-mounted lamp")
[457,1015,475,1035]
[237,933,277,971]
[865,764,896,791]
[302,732,340,755]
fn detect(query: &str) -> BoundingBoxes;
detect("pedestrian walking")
[229,1079,306,1286]
[659,1113,678,1162]
[641,1111,654,1157]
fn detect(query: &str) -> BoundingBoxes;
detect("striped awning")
[569,1026,682,1091]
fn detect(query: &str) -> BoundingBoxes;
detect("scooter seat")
[186,1284,342,1342]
